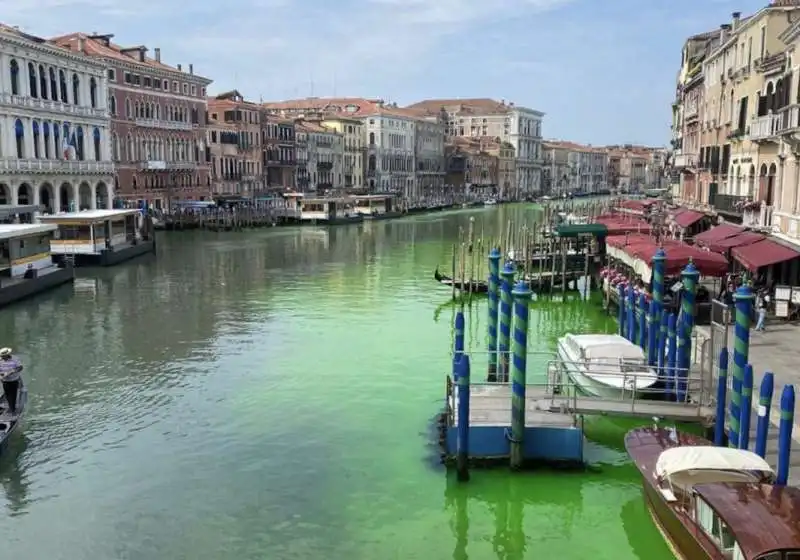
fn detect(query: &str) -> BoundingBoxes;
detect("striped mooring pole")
[651,247,666,315]
[728,285,753,448]
[453,310,465,380]
[754,372,774,458]
[455,353,471,482]
[637,293,647,351]
[713,349,728,446]
[617,283,626,337]
[626,284,636,342]
[676,262,699,403]
[509,281,532,470]
[486,248,501,382]
[776,384,796,486]
[498,263,515,383]
[666,313,677,401]
[739,364,754,450]
[646,300,658,366]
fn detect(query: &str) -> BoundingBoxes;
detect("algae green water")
[0,205,674,559]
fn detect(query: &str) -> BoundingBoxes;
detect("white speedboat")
[556,333,658,398]
[484,198,498,206]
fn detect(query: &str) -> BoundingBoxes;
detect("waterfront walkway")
[696,321,800,485]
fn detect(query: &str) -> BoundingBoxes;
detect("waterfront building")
[360,106,418,197]
[445,138,497,194]
[0,24,114,211]
[294,120,343,192]
[320,115,365,191]
[207,91,262,197]
[260,113,296,193]
[413,116,446,199]
[52,32,212,208]
[405,98,544,196]
[261,97,384,119]
[542,141,609,196]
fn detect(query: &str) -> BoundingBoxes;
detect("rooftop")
[38,209,141,222]
[0,223,57,241]
[406,98,512,116]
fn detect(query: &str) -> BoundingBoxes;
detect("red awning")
[694,224,745,247]
[707,231,764,253]
[732,239,800,271]
[673,209,706,229]
[607,233,728,277]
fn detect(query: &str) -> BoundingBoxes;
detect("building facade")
[260,114,296,193]
[414,117,445,198]
[0,25,114,210]
[362,108,416,196]
[295,120,343,192]
[321,116,364,190]
[52,32,212,208]
[405,98,544,195]
[207,91,262,198]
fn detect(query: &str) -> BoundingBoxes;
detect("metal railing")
[0,92,107,118]
[134,118,193,131]
[0,158,114,173]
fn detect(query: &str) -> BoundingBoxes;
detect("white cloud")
[5,0,576,100]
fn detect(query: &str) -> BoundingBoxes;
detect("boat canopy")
[568,334,645,361]
[656,446,774,491]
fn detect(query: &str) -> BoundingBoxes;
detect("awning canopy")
[656,446,773,479]
[732,238,800,271]
[672,209,706,229]
[607,233,728,279]
[694,223,745,248]
[707,231,764,253]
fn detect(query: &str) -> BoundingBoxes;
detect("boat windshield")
[696,497,738,555]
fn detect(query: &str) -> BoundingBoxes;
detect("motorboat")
[556,333,658,398]
[625,427,800,560]
[483,198,498,206]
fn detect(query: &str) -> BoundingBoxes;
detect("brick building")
[52,32,213,208]
[207,91,262,197]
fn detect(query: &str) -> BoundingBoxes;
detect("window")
[108,68,116,81]
[760,26,766,59]
[38,65,47,100]
[182,83,188,94]
[143,76,151,87]
[9,59,19,95]
[191,85,196,95]
[172,81,178,93]
[89,77,97,108]
[72,73,80,105]
[28,62,38,98]
[59,69,67,102]
[124,72,132,84]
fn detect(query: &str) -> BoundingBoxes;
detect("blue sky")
[8,0,770,146]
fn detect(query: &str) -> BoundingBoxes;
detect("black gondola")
[0,375,26,457]
[434,268,489,293]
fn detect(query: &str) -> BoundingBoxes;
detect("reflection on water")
[0,205,672,559]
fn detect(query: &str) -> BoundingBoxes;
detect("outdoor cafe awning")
[672,209,706,229]
[732,238,800,271]
[694,223,745,248]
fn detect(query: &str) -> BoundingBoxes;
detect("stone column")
[91,182,98,209]
[23,118,34,159]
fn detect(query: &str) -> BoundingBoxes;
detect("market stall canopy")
[595,215,652,235]
[732,238,800,271]
[607,233,728,281]
[707,231,764,253]
[672,209,706,229]
[694,223,745,248]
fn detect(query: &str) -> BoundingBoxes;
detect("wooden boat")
[556,334,658,398]
[0,375,27,456]
[625,427,800,559]
[433,268,489,294]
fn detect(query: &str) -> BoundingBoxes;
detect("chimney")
[154,48,161,62]
[189,64,193,75]
[139,48,146,63]
[177,64,182,72]
[78,37,85,53]
[720,24,731,43]
[732,11,741,31]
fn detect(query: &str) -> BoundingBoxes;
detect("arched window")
[89,77,97,108]
[38,64,47,100]
[93,128,101,161]
[72,73,80,105]
[109,95,117,116]
[369,132,375,144]
[32,120,41,158]
[75,126,84,160]
[53,123,60,158]
[43,122,51,159]
[155,104,160,120]
[9,59,20,95]
[125,98,131,118]
[15,119,24,158]
[28,63,38,98]
[49,68,57,102]
[59,70,67,102]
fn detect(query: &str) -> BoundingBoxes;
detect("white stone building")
[414,116,445,198]
[362,108,416,197]
[295,120,343,192]
[0,25,114,211]
[405,98,544,196]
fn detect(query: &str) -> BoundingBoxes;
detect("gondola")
[0,375,26,457]
[433,268,489,293]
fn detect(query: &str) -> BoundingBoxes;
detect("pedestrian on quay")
[754,291,769,332]
[0,348,22,414]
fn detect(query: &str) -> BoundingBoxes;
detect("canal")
[0,204,673,560]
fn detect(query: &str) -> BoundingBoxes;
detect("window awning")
[732,238,800,271]
[707,231,764,253]
[673,209,706,229]
[694,223,744,247]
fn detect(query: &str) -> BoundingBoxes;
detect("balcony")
[167,162,198,170]
[0,158,114,174]
[777,105,800,135]
[712,193,748,217]
[672,152,696,169]
[135,118,193,131]
[140,160,167,170]
[0,92,108,118]
[684,105,698,121]
[747,114,780,142]
[317,161,333,171]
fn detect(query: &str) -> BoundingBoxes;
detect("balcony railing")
[777,105,800,134]
[167,162,198,170]
[672,152,696,168]
[0,158,114,174]
[135,118,193,131]
[747,114,781,141]
[0,92,108,118]
[317,162,333,171]
[712,193,748,216]
[685,105,698,120]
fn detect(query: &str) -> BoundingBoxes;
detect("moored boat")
[625,427,800,559]
[0,352,26,457]
[556,333,659,398]
[433,268,489,294]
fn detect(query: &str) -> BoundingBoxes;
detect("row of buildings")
[542,141,668,195]
[0,23,550,209]
[669,0,800,246]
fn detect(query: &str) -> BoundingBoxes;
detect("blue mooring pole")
[486,248,501,382]
[497,263,515,383]
[647,300,658,367]
[617,283,626,337]
[509,281,532,470]
[666,313,677,401]
[713,348,728,446]
[675,315,687,403]
[455,353,471,482]
[637,293,647,351]
[729,285,753,448]
[776,384,796,486]
[657,310,668,386]
[453,310,465,380]
[754,372,774,459]
[626,285,635,342]
[739,364,754,450]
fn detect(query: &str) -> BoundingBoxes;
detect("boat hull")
[556,342,655,399]
[0,382,27,457]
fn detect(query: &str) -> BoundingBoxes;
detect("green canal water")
[0,204,675,560]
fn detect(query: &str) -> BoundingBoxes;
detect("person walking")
[0,348,22,414]
[754,292,769,332]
